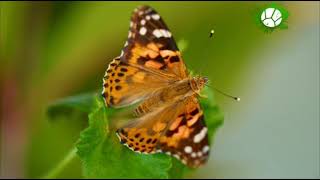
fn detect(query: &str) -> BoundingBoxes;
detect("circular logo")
[260,8,282,28]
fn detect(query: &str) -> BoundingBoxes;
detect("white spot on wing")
[139,27,147,35]
[146,15,151,20]
[202,145,210,153]
[191,152,196,158]
[149,151,156,154]
[193,127,207,143]
[153,29,162,38]
[140,19,146,25]
[160,29,172,38]
[152,29,172,38]
[167,31,172,37]
[151,14,160,20]
[184,146,192,154]
[160,29,167,37]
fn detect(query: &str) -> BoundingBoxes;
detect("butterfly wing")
[157,96,209,168]
[116,96,209,168]
[102,5,188,108]
[122,5,188,78]
[102,56,174,107]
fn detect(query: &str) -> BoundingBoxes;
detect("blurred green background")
[0,1,319,178]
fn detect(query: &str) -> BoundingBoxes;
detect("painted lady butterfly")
[102,5,210,168]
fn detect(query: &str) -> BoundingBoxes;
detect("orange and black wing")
[102,5,188,108]
[116,96,209,168]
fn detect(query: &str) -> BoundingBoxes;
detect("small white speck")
[202,145,210,153]
[166,151,171,156]
[138,11,143,15]
[146,15,151,20]
[140,19,146,25]
[128,31,132,38]
[139,27,147,35]
[197,152,203,157]
[151,14,160,20]
[124,41,128,47]
[130,21,133,27]
[191,152,196,158]
[184,146,192,154]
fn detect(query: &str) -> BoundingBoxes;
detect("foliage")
[47,86,223,178]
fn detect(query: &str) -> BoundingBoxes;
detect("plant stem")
[42,147,77,179]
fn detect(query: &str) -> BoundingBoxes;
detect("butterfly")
[102,5,210,168]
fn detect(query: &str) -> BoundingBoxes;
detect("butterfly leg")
[197,93,208,99]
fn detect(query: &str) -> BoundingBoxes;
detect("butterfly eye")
[203,77,209,84]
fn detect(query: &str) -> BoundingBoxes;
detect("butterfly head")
[190,76,209,94]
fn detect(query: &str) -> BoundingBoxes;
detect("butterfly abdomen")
[134,79,195,116]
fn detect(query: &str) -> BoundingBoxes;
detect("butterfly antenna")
[206,84,240,101]
[197,29,217,76]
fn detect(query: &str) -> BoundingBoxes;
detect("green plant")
[44,85,223,178]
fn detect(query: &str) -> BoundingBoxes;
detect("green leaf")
[74,86,223,178]
[46,93,97,120]
[46,86,223,178]
[76,96,172,178]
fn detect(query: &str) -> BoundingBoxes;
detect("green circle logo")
[261,8,282,28]
[255,3,289,33]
